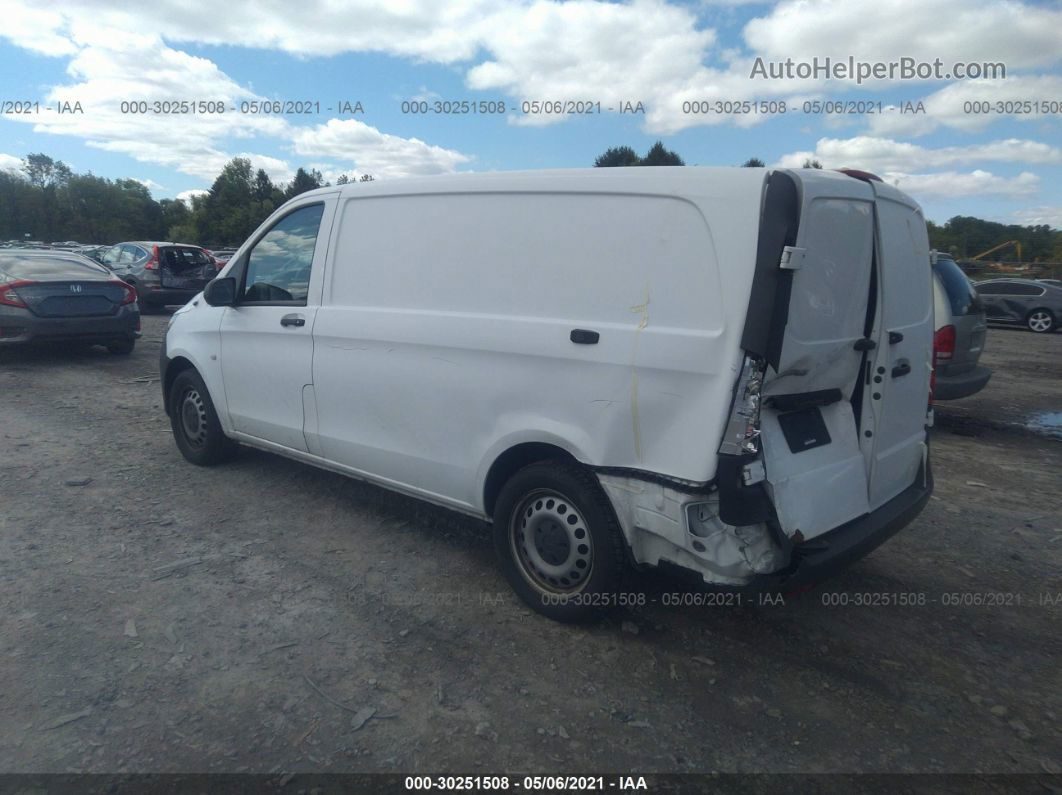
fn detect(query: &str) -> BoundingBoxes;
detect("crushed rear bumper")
[655,458,933,593]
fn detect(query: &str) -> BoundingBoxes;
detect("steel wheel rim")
[510,489,593,594]
[1029,311,1051,332]
[179,388,209,448]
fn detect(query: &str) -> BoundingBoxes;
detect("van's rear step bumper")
[659,459,933,593]
[770,459,932,591]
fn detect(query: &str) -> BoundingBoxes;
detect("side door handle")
[570,329,600,344]
[888,331,904,344]
[280,314,305,328]
[891,359,911,378]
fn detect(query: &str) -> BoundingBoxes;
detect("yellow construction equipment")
[971,240,1022,262]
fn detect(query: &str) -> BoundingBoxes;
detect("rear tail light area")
[116,281,138,305]
[933,324,956,361]
[718,354,765,456]
[930,324,956,404]
[145,245,161,270]
[0,280,35,308]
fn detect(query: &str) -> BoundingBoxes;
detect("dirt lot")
[0,318,1059,778]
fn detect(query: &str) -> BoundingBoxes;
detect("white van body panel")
[310,169,768,512]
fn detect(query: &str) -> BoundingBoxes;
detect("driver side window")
[240,203,325,304]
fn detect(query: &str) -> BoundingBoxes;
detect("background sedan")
[0,249,140,354]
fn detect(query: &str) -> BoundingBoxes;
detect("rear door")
[758,172,877,538]
[757,171,932,538]
[860,183,932,510]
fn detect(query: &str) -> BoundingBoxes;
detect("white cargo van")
[161,167,934,621]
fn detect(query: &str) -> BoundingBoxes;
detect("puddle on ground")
[1026,411,1062,439]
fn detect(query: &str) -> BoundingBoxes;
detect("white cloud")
[3,28,468,185]
[0,154,23,174]
[133,178,165,192]
[1009,206,1062,229]
[869,77,1062,136]
[883,170,1039,199]
[176,189,209,205]
[292,119,471,177]
[1,0,1059,143]
[777,136,1062,173]
[744,0,1062,71]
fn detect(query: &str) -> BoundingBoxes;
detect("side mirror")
[203,277,236,307]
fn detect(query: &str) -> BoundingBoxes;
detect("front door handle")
[891,360,911,378]
[280,314,305,328]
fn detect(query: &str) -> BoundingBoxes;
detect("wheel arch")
[482,441,581,520]
[162,355,197,416]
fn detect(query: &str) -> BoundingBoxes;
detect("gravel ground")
[0,317,1059,778]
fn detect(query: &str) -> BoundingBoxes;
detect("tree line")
[2,149,1058,260]
[0,154,371,248]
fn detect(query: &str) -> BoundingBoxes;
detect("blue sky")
[0,0,1060,227]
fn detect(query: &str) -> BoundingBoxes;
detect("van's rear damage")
[597,167,934,591]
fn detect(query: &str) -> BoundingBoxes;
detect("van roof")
[280,166,920,216]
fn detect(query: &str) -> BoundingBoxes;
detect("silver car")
[974,278,1062,333]
[100,241,218,314]
[932,254,991,400]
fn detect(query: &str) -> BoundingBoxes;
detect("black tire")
[107,338,135,355]
[169,369,238,465]
[492,459,628,623]
[1025,308,1055,333]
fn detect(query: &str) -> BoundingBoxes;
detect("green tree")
[802,158,823,169]
[594,146,641,167]
[641,141,684,166]
[286,167,324,199]
[22,153,73,189]
[741,158,765,167]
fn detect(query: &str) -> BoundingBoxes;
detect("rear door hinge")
[779,246,807,270]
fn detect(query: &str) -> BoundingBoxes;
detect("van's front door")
[219,199,334,452]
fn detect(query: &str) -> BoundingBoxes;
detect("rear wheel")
[1026,308,1055,333]
[169,369,238,465]
[107,338,135,355]
[493,459,628,623]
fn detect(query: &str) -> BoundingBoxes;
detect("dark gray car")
[975,277,1062,333]
[0,249,140,354]
[101,241,218,313]
[933,253,991,400]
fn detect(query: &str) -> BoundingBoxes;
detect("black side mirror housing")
[203,277,236,307]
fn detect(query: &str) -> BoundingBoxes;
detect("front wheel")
[492,459,628,623]
[169,369,238,465]
[1026,309,1055,333]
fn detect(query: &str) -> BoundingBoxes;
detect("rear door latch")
[778,246,807,270]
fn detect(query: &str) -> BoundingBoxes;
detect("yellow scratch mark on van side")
[629,288,651,461]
